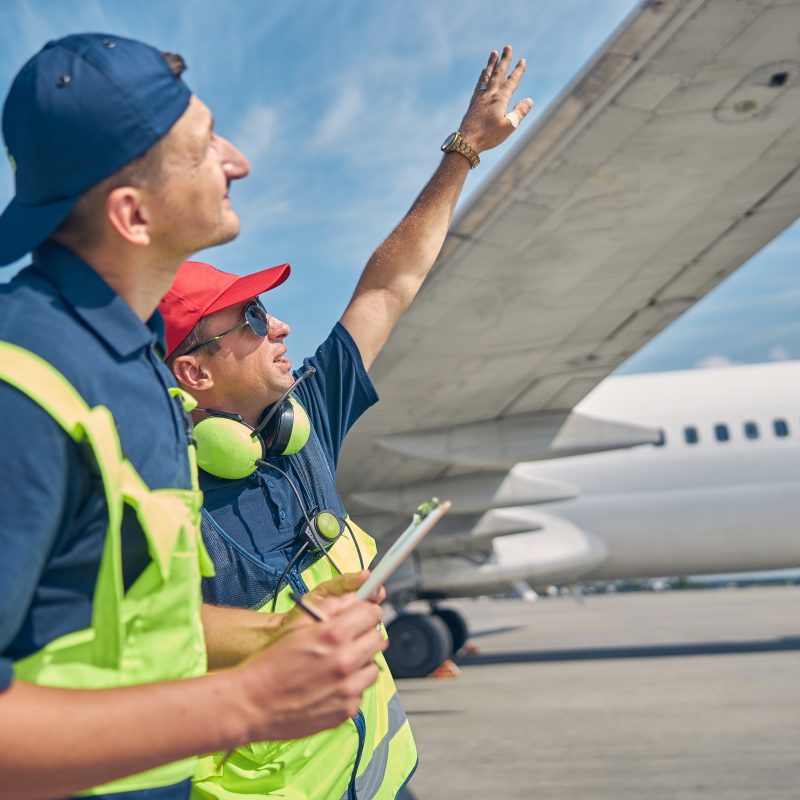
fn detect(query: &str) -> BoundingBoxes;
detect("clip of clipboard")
[355,498,451,601]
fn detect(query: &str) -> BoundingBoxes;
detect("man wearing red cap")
[161,45,532,800]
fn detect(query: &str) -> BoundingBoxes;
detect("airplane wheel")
[431,607,469,655]
[386,613,453,678]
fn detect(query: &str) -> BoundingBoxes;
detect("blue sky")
[1,0,798,373]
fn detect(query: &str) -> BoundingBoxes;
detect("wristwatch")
[441,131,480,169]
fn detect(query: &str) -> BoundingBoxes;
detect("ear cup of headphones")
[194,416,264,479]
[261,396,311,457]
[315,511,344,543]
[304,510,344,551]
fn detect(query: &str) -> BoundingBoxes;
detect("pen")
[289,590,327,621]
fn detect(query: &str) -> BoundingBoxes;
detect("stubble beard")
[200,214,241,252]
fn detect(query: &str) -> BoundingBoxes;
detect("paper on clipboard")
[356,498,451,601]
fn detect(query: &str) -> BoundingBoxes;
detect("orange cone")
[430,658,461,678]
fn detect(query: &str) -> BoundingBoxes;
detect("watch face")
[441,132,458,151]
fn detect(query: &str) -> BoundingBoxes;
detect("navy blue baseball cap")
[0,33,192,266]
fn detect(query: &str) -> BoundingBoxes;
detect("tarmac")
[396,586,800,800]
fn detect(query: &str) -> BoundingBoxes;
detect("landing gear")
[385,606,470,678]
[431,607,469,655]
[385,614,452,678]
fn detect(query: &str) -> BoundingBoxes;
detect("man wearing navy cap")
[0,34,388,800]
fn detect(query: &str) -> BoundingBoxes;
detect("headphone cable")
[257,459,343,575]
[270,540,309,614]
[343,518,365,571]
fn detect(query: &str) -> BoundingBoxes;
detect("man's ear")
[172,355,214,392]
[106,186,152,246]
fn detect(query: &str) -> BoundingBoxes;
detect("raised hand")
[460,44,533,153]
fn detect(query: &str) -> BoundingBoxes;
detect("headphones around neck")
[193,368,315,480]
[190,366,365,608]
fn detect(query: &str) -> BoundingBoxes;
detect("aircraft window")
[684,426,699,444]
[774,419,789,437]
[654,429,666,447]
[743,421,759,440]
[714,424,730,442]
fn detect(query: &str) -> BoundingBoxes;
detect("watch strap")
[443,132,480,169]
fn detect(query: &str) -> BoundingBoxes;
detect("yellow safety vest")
[0,342,214,796]
[193,519,418,800]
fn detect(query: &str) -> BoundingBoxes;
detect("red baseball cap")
[160,260,291,358]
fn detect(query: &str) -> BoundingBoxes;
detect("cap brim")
[0,194,80,266]
[205,263,291,314]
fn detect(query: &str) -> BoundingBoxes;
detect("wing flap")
[350,469,578,515]
[377,410,660,467]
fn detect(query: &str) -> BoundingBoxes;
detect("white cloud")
[694,354,739,369]
[768,345,791,362]
[310,86,365,151]
[233,105,281,168]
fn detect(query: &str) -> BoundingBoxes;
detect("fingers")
[489,44,512,86]
[290,591,357,626]
[311,571,385,605]
[319,662,382,725]
[506,97,534,129]
[476,46,527,103]
[334,616,388,675]
[475,49,498,91]
[368,585,387,605]
[312,571,369,599]
[240,607,385,742]
[321,598,384,643]
[504,57,527,92]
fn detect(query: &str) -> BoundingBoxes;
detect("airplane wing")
[338,0,800,561]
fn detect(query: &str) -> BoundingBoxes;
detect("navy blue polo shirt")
[0,241,194,800]
[199,322,377,582]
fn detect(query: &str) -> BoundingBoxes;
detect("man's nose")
[269,316,290,341]
[219,135,250,180]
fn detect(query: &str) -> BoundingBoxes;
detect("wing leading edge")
[340,0,800,577]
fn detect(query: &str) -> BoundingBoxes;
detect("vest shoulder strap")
[0,341,97,442]
[0,341,126,480]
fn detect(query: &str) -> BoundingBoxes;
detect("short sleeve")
[0,382,79,658]
[292,323,379,468]
[0,658,12,692]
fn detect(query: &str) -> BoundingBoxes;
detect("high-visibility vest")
[193,518,418,800]
[1,342,214,796]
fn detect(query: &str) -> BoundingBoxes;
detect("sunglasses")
[183,299,269,356]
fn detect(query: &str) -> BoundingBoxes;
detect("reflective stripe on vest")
[341,691,415,800]
[193,518,417,800]
[0,343,213,796]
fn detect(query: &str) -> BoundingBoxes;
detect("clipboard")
[355,498,451,601]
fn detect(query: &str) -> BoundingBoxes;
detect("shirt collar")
[32,240,166,357]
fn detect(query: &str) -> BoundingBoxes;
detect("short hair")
[160,51,187,78]
[166,316,221,372]
[52,50,188,249]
